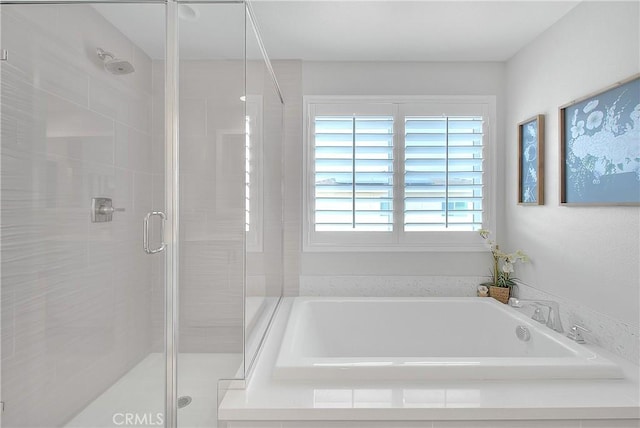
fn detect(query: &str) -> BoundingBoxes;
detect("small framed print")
[518,115,544,205]
[560,73,640,205]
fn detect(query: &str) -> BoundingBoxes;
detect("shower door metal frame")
[164,1,179,427]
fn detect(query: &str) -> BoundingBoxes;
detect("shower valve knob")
[92,197,124,223]
[97,205,125,215]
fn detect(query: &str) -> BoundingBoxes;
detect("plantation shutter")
[314,114,394,232]
[404,116,483,231]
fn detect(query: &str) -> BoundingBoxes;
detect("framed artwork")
[560,73,640,205]
[518,115,544,205]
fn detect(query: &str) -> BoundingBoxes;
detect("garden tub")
[274,297,623,381]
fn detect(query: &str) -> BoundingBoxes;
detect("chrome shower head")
[104,58,135,75]
[96,48,135,75]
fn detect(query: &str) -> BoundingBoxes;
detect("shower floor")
[65,352,242,428]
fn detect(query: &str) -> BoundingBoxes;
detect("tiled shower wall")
[0,5,158,426]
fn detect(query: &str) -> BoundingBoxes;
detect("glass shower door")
[0,2,170,426]
[175,3,246,426]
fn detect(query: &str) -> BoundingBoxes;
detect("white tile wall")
[1,4,159,426]
[300,276,485,297]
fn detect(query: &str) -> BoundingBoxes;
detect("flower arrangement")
[478,229,529,288]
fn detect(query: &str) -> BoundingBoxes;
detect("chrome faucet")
[508,298,564,333]
[567,324,589,343]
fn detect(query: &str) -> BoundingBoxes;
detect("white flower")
[572,126,640,176]
[586,110,604,130]
[524,144,537,162]
[583,99,599,114]
[515,250,529,262]
[502,262,514,274]
[571,120,585,138]
[478,229,490,239]
[526,123,537,139]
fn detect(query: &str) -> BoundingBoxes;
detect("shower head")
[96,48,135,75]
[104,58,135,75]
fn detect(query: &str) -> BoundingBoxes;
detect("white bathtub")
[274,297,624,381]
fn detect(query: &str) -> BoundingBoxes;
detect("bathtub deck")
[218,297,640,425]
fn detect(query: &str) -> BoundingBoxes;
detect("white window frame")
[303,95,496,252]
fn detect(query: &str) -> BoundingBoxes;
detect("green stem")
[493,245,499,286]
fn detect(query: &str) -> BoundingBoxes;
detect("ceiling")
[95,1,581,61]
[251,1,580,61]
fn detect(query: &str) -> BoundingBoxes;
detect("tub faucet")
[567,324,589,344]
[508,298,564,334]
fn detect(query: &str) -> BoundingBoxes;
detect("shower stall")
[0,1,283,427]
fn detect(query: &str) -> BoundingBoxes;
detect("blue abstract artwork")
[563,75,640,204]
[519,116,542,204]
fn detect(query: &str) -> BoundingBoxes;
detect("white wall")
[275,2,639,362]
[288,61,506,289]
[505,1,639,358]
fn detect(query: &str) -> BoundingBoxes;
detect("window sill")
[302,242,489,253]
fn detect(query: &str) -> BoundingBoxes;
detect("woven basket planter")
[489,286,510,304]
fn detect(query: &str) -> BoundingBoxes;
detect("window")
[403,115,484,232]
[314,115,394,231]
[304,96,495,251]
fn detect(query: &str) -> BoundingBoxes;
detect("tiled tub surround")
[1,4,159,427]
[300,276,640,365]
[514,283,640,367]
[300,275,485,298]
[218,298,640,426]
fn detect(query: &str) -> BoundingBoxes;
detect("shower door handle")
[144,211,166,254]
